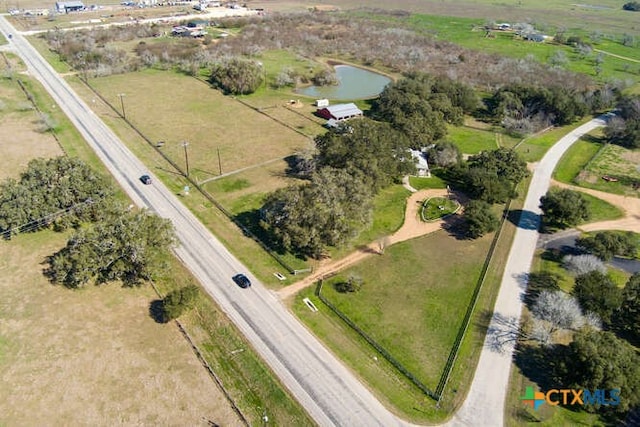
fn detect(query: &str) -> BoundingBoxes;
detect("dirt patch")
[0,114,63,179]
[0,232,242,426]
[622,149,640,164]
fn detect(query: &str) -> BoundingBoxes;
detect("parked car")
[232,273,251,288]
[140,174,152,185]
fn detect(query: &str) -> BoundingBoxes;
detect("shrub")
[562,254,607,275]
[334,275,363,293]
[161,285,200,321]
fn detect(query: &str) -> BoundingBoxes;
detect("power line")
[0,198,94,239]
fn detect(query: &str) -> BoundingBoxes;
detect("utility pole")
[117,93,126,119]
[182,141,190,177]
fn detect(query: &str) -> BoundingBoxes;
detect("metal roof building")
[55,1,85,13]
[317,103,363,121]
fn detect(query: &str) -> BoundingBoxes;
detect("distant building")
[315,98,329,108]
[55,1,85,13]
[522,33,545,42]
[316,103,363,121]
[410,149,430,177]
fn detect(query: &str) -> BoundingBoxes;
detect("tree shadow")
[513,343,558,392]
[507,209,540,230]
[485,311,522,354]
[149,299,168,324]
[441,214,471,240]
[355,244,381,255]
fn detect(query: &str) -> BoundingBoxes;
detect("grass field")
[9,1,638,424]
[0,55,62,178]
[87,69,312,182]
[402,13,639,83]
[0,232,244,426]
[320,0,640,38]
[0,56,313,425]
[409,174,448,190]
[578,143,640,197]
[294,230,493,422]
[421,196,458,221]
[551,129,640,197]
[554,136,603,184]
[581,192,625,223]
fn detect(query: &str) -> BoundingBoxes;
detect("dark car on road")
[233,273,251,288]
[140,174,152,185]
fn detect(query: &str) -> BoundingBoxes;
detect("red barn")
[316,103,363,121]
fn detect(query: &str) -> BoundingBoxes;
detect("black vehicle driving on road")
[232,273,251,288]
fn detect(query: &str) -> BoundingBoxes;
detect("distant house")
[523,33,545,42]
[171,25,205,37]
[55,1,84,13]
[410,149,430,177]
[316,103,363,121]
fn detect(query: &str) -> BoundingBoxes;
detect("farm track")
[278,188,459,300]
[550,179,640,233]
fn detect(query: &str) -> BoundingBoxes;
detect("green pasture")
[402,13,639,84]
[448,125,500,154]
[421,197,458,221]
[553,136,603,184]
[334,184,411,258]
[294,229,493,422]
[203,159,300,214]
[583,192,624,223]
[409,174,448,190]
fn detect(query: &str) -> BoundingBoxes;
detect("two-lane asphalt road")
[0,16,405,427]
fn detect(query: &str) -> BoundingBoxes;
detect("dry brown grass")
[0,231,242,426]
[0,56,63,178]
[0,68,241,426]
[87,71,312,183]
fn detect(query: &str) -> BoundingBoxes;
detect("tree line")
[0,158,177,288]
[260,72,533,254]
[40,10,598,94]
[519,256,640,418]
[260,119,414,258]
[0,157,113,238]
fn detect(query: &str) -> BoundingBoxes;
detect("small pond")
[296,64,391,100]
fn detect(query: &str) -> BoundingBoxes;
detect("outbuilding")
[410,149,430,177]
[316,103,363,121]
[55,1,85,13]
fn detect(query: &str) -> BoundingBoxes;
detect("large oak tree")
[47,210,176,288]
[261,167,372,258]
